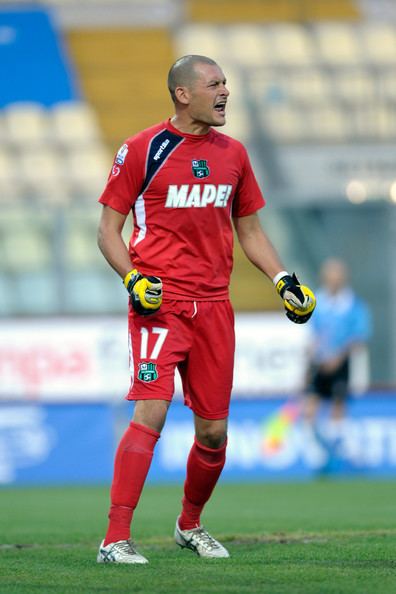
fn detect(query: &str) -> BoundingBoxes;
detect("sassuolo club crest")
[192,159,210,179]
[138,362,158,383]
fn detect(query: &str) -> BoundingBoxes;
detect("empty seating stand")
[176,22,396,144]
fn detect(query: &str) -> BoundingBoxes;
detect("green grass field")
[0,480,395,594]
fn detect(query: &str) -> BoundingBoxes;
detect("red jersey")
[99,119,265,300]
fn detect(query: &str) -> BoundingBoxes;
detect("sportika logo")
[154,139,170,161]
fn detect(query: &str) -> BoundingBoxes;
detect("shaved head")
[167,55,218,103]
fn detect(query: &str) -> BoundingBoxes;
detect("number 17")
[140,327,168,360]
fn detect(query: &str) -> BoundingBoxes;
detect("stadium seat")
[381,70,396,101]
[66,227,102,269]
[248,70,277,102]
[175,24,226,63]
[64,207,104,270]
[0,206,58,314]
[0,273,12,315]
[332,68,375,104]
[227,26,272,67]
[0,210,52,272]
[269,24,315,66]
[360,23,396,65]
[19,147,69,202]
[64,271,126,313]
[0,148,24,201]
[306,105,349,141]
[286,69,330,105]
[4,102,49,147]
[50,101,101,148]
[253,69,330,105]
[260,104,305,143]
[315,24,362,65]
[65,146,110,198]
[11,272,58,315]
[352,105,396,140]
[0,112,6,145]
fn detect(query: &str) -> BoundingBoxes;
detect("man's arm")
[97,204,163,315]
[233,212,285,280]
[97,204,132,279]
[234,212,316,323]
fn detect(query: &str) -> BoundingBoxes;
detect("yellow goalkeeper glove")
[123,269,162,316]
[275,272,316,324]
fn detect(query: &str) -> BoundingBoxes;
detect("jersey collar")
[165,118,214,141]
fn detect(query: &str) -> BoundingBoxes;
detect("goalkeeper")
[96,54,315,565]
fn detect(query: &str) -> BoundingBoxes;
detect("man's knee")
[194,416,228,449]
[132,399,170,433]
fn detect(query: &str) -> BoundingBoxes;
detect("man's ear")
[174,86,191,105]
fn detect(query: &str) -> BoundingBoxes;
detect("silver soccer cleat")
[97,539,148,564]
[174,518,230,558]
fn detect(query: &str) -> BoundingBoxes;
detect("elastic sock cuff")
[129,421,160,440]
[194,436,227,454]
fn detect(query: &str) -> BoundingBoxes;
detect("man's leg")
[175,415,230,558]
[331,397,346,421]
[178,415,227,530]
[98,399,169,562]
[175,301,233,557]
[303,392,321,425]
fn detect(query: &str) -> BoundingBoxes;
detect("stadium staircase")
[67,28,175,154]
[188,0,360,23]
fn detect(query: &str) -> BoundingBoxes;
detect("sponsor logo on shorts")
[115,143,128,165]
[165,184,232,208]
[137,362,158,383]
[192,159,210,178]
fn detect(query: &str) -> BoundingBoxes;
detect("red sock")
[103,421,159,546]
[178,437,227,530]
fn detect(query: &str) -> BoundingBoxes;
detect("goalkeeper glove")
[123,269,162,316]
[274,272,316,324]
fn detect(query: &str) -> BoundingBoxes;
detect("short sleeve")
[232,145,265,218]
[351,299,372,342]
[98,140,145,215]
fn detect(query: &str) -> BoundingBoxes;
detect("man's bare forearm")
[97,205,132,279]
[234,213,286,281]
[98,228,132,279]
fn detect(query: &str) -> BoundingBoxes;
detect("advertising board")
[1,395,395,485]
[0,315,311,400]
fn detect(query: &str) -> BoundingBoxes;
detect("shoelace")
[115,539,137,555]
[189,527,221,551]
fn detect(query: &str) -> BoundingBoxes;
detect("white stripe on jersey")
[134,193,146,245]
[128,332,134,388]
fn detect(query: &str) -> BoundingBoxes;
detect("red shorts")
[127,300,235,420]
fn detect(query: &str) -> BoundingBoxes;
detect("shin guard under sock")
[104,421,159,545]
[179,437,227,530]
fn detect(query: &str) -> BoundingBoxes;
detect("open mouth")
[214,101,226,114]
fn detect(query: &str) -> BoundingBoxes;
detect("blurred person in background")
[304,258,371,429]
